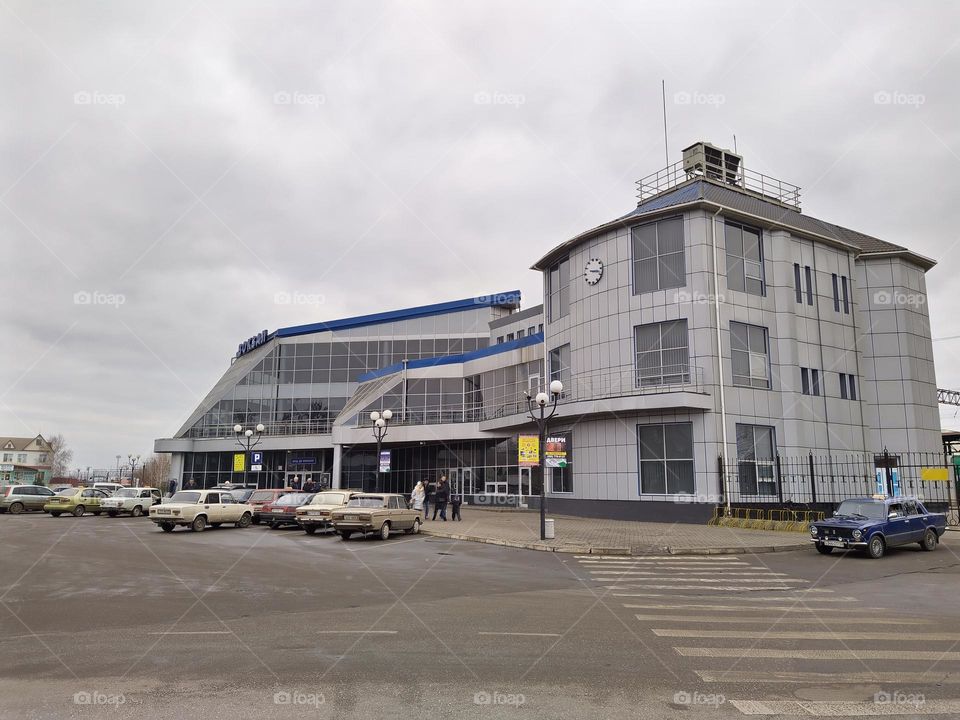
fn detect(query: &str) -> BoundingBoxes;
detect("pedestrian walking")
[410,480,425,514]
[167,478,178,497]
[423,478,434,519]
[433,476,449,521]
[450,487,462,521]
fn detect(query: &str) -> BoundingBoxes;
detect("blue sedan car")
[810,496,947,559]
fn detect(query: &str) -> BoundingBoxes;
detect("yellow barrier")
[708,506,825,533]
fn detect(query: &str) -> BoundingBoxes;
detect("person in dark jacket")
[450,486,462,521]
[423,478,434,520]
[432,476,449,521]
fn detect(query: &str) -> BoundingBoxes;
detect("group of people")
[410,475,462,521]
[289,476,324,493]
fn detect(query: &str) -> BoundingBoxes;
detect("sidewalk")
[420,507,809,556]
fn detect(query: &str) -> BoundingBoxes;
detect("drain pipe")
[710,207,731,517]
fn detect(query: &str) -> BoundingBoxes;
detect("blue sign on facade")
[290,457,317,466]
[251,452,263,465]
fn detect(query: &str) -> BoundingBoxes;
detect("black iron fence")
[720,450,955,510]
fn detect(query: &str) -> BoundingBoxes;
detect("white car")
[101,487,162,517]
[149,489,253,533]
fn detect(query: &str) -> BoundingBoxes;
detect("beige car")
[295,490,363,534]
[148,489,253,533]
[330,493,421,541]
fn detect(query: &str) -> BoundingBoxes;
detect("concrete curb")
[420,528,809,556]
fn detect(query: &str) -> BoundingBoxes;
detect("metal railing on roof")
[636,159,801,210]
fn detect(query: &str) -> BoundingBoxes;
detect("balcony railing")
[636,159,801,209]
[185,419,333,439]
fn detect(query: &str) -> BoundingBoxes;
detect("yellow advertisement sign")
[920,467,949,482]
[233,453,246,472]
[518,435,539,467]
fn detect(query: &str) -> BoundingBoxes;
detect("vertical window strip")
[832,273,840,312]
[841,276,850,314]
[811,369,820,396]
[793,264,802,304]
[805,266,814,305]
[839,373,848,399]
[800,367,810,395]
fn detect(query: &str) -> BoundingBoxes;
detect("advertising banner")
[378,450,391,473]
[544,436,568,468]
[233,453,246,472]
[518,435,539,467]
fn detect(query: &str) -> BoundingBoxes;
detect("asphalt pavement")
[1,513,959,718]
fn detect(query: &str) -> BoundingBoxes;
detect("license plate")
[272,508,283,513]
[156,509,170,514]
[344,515,358,521]
[824,539,845,547]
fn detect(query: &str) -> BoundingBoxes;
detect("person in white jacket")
[410,480,426,514]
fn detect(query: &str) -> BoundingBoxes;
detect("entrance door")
[519,467,532,500]
[284,472,303,489]
[449,467,475,497]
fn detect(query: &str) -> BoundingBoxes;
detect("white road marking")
[147,631,232,635]
[588,570,793,577]
[316,630,398,634]
[612,593,855,602]
[624,603,871,613]
[605,584,815,591]
[595,577,807,583]
[637,614,931,624]
[574,555,745,561]
[577,560,752,566]
[695,670,960,684]
[676,647,958,659]
[477,632,562,637]
[728,699,960,716]
[655,629,959,640]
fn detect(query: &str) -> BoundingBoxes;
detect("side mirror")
[888,512,899,520]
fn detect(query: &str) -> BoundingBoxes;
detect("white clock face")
[584,258,604,285]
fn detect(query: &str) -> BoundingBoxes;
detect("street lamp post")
[369,410,392,493]
[525,380,564,541]
[234,423,265,488]
[127,454,141,487]
[115,455,121,482]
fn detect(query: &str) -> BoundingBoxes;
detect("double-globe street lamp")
[369,410,392,493]
[234,423,265,488]
[525,380,564,541]
[127,454,141,487]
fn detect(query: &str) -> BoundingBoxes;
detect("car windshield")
[56,488,79,496]
[312,493,345,505]
[115,488,138,498]
[231,490,253,501]
[347,497,386,508]
[835,500,886,519]
[249,491,280,503]
[275,493,312,506]
[170,491,201,504]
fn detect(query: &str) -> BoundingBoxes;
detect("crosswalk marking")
[637,614,930,624]
[602,583,807,591]
[624,603,872,613]
[676,647,958,660]
[656,628,958,640]
[695,670,960,684]
[611,592,857,602]
[728,699,960,716]
[574,555,746,560]
[588,570,793,577]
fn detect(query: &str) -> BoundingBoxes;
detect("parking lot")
[2,512,960,718]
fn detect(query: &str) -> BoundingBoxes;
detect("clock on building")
[584,258,604,285]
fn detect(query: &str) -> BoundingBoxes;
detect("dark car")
[262,492,315,529]
[811,495,947,559]
[247,488,293,524]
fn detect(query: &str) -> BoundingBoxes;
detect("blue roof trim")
[274,291,521,339]
[358,332,543,383]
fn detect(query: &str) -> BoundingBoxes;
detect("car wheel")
[191,515,207,532]
[379,522,391,541]
[107,510,118,517]
[50,511,61,517]
[160,522,175,533]
[815,543,833,555]
[867,535,885,559]
[405,518,421,535]
[73,505,85,517]
[9,502,24,515]
[269,522,279,530]
[340,531,352,541]
[304,525,317,535]
[920,528,938,551]
[237,513,252,528]
[131,506,143,518]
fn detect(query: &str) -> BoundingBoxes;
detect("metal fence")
[720,451,955,510]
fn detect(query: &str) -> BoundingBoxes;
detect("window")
[811,369,819,396]
[635,320,689,386]
[736,424,777,496]
[528,326,537,336]
[805,266,814,305]
[801,367,810,395]
[2,454,10,462]
[38,453,48,464]
[793,264,802,303]
[841,276,850,314]
[547,257,570,322]
[548,344,571,395]
[16,454,26,463]
[538,324,543,334]
[496,336,504,344]
[632,216,685,293]
[725,221,764,295]
[516,329,525,339]
[832,273,840,312]
[730,322,770,389]
[206,492,220,503]
[506,333,514,342]
[549,433,573,493]
[839,373,858,400]
[638,423,694,494]
[849,374,857,400]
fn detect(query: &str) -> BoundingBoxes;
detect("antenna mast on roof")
[661,80,669,165]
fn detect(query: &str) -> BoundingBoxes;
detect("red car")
[247,488,293,524]
[262,492,315,529]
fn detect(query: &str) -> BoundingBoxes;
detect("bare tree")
[141,454,171,488]
[47,434,73,478]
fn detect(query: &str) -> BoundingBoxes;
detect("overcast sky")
[2,1,960,470]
